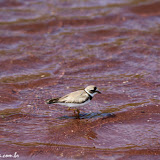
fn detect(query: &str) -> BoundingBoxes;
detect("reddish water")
[0,0,160,160]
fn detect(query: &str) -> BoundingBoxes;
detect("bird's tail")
[46,98,59,104]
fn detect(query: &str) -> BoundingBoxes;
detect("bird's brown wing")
[58,90,89,104]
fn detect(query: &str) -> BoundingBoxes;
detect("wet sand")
[0,0,160,159]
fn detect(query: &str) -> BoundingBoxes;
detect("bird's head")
[85,85,101,97]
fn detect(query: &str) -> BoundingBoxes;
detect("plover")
[46,85,101,118]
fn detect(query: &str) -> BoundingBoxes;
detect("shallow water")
[0,0,160,159]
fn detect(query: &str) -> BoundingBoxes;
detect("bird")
[46,85,101,118]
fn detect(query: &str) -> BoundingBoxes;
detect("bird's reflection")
[58,112,115,119]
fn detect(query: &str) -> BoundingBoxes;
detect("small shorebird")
[46,85,101,118]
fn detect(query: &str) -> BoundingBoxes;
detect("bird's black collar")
[84,90,93,100]
[88,94,92,100]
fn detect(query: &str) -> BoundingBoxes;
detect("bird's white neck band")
[85,88,92,96]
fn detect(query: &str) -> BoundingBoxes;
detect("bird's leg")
[72,109,80,118]
[77,109,80,118]
[67,107,75,112]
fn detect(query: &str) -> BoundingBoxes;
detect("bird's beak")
[96,90,101,94]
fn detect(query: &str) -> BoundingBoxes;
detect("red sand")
[0,0,160,159]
